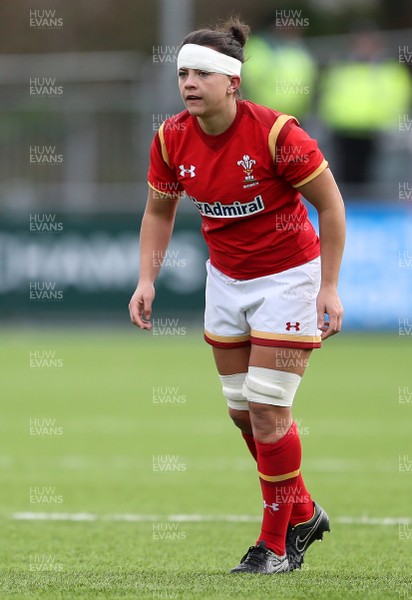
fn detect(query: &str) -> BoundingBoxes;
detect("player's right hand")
[128,282,155,329]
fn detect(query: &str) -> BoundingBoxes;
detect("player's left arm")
[297,167,345,340]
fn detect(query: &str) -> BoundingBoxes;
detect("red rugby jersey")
[147,100,327,280]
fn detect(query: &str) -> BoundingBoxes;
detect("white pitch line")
[10,512,411,526]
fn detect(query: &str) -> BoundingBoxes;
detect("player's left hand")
[316,286,343,340]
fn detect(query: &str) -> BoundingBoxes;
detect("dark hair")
[180,16,250,63]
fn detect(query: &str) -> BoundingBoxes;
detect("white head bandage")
[177,43,242,77]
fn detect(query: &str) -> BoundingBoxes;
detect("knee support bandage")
[242,367,301,407]
[219,372,248,410]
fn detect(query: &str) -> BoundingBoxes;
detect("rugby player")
[129,17,345,574]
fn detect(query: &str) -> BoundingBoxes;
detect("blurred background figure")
[241,19,317,121]
[318,22,411,184]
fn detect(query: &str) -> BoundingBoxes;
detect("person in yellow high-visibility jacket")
[241,30,317,120]
[318,28,411,183]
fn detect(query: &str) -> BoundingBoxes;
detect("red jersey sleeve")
[274,120,328,188]
[147,125,185,197]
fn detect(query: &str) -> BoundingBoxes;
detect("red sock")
[289,473,314,526]
[255,422,301,555]
[242,426,314,527]
[241,431,257,461]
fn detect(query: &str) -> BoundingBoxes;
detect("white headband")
[177,43,242,77]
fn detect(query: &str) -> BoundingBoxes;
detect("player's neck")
[197,100,237,136]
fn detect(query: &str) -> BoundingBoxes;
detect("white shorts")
[204,258,322,349]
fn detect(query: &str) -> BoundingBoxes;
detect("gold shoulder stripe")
[268,114,297,162]
[292,160,329,188]
[158,122,170,167]
[258,469,300,483]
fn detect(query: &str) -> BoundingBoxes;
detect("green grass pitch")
[0,328,411,599]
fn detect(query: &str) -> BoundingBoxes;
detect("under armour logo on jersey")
[179,164,196,178]
[286,322,300,331]
[263,500,279,511]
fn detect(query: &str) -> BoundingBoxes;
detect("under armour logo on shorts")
[286,322,300,331]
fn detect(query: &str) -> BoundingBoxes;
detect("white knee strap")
[219,373,248,411]
[243,367,301,407]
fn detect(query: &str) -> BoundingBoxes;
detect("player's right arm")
[128,187,180,329]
